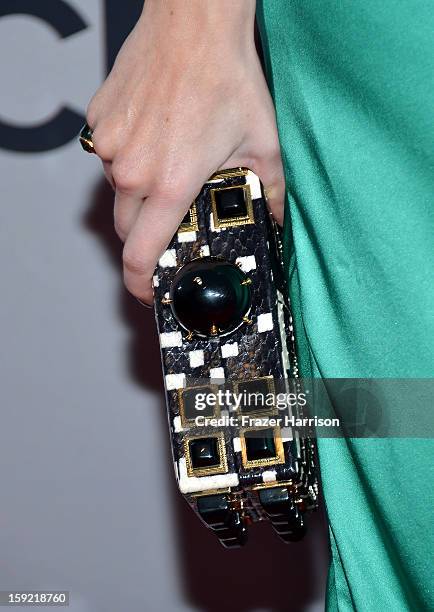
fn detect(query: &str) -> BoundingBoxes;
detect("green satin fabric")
[256,2,434,610]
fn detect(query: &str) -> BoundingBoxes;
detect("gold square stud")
[232,376,276,417]
[178,384,221,427]
[184,432,228,478]
[210,184,254,229]
[240,426,285,469]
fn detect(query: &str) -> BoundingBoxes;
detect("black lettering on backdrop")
[0,0,88,152]
[0,0,143,153]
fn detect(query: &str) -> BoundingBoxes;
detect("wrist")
[140,0,256,49]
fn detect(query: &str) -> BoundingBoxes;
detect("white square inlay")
[210,367,225,381]
[159,249,177,268]
[236,255,256,272]
[233,437,242,453]
[257,312,273,333]
[246,171,262,199]
[221,342,239,358]
[178,231,196,243]
[165,373,186,390]
[189,350,204,368]
[160,332,183,348]
[262,470,277,483]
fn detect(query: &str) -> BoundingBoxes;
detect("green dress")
[256,2,434,610]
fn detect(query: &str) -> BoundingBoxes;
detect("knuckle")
[92,127,116,161]
[154,175,192,203]
[112,160,145,194]
[122,246,147,276]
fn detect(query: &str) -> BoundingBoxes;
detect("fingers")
[83,20,287,306]
[100,146,285,305]
[113,191,143,242]
[221,153,286,226]
[122,180,203,304]
[116,153,285,304]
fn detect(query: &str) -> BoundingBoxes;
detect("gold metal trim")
[179,202,199,232]
[190,487,231,498]
[184,432,228,478]
[239,426,285,469]
[208,168,249,181]
[233,376,277,417]
[251,480,294,491]
[178,383,221,427]
[210,184,254,229]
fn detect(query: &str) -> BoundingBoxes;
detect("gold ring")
[79,123,95,153]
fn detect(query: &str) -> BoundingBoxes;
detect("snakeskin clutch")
[153,168,318,547]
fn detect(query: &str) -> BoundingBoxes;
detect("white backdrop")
[0,2,328,610]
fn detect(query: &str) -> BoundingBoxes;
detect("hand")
[86,0,285,304]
